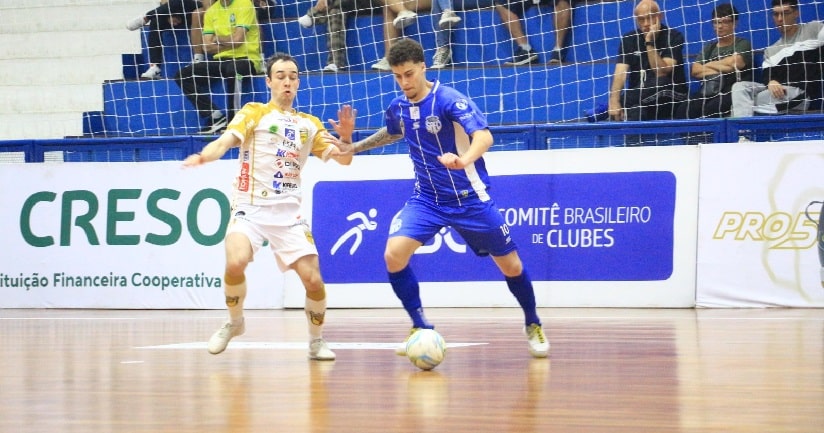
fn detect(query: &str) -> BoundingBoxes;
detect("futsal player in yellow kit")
[182,52,355,360]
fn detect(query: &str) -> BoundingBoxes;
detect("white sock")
[520,43,532,52]
[212,110,224,120]
[193,53,205,62]
[305,296,327,339]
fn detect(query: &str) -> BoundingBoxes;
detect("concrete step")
[0,29,142,60]
[0,84,103,114]
[1,2,157,34]
[0,113,83,140]
[0,56,125,86]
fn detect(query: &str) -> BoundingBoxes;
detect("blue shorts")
[389,196,518,257]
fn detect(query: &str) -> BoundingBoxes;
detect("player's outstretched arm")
[351,127,403,154]
[182,132,240,167]
[328,104,356,151]
[318,131,353,166]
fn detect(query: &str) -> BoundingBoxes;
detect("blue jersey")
[385,81,491,206]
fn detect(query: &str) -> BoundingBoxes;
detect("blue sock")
[506,269,541,327]
[388,266,433,329]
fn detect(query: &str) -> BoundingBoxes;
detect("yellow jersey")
[203,0,262,72]
[225,101,334,212]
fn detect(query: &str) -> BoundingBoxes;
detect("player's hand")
[437,152,466,170]
[646,17,661,42]
[329,104,356,142]
[182,153,205,167]
[767,80,786,99]
[608,100,624,121]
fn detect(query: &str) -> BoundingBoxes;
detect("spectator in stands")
[254,0,276,22]
[127,0,215,79]
[173,0,263,134]
[608,0,687,122]
[731,0,824,117]
[495,0,572,66]
[429,0,496,69]
[298,0,383,72]
[372,0,433,71]
[182,53,353,360]
[298,0,330,28]
[675,3,752,119]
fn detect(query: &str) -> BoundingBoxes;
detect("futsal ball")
[405,328,446,371]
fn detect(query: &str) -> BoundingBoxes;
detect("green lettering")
[188,188,229,246]
[145,189,182,246]
[20,191,56,247]
[106,189,141,245]
[61,190,99,246]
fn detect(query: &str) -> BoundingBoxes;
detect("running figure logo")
[330,209,379,255]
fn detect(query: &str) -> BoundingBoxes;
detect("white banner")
[2,145,699,309]
[0,161,284,309]
[697,140,824,307]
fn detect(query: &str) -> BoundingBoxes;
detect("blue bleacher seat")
[104,1,824,137]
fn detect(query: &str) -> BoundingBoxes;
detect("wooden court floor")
[1,307,822,433]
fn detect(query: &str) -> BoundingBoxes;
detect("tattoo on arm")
[352,127,404,154]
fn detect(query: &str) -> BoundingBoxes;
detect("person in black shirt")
[608,0,687,122]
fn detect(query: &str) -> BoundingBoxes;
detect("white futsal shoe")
[207,319,245,354]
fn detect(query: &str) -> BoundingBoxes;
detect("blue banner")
[312,171,675,283]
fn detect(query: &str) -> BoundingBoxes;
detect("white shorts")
[226,203,318,272]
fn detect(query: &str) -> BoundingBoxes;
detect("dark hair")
[387,38,425,67]
[264,53,298,76]
[772,0,799,9]
[712,3,738,20]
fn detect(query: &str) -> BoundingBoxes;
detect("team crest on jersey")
[425,115,442,134]
[299,127,309,143]
[456,99,468,110]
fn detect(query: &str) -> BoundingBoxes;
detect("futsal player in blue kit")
[332,38,549,358]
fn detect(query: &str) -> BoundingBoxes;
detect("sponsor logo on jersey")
[275,159,301,169]
[273,171,299,180]
[276,148,299,158]
[285,128,296,141]
[239,162,250,192]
